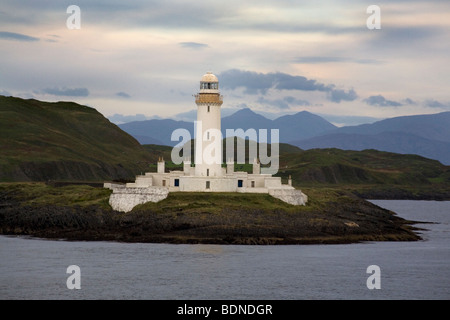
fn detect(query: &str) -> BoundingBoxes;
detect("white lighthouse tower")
[105,71,308,212]
[194,72,223,177]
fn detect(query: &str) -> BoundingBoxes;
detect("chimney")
[226,158,234,174]
[252,158,260,174]
[157,157,165,174]
[183,158,191,174]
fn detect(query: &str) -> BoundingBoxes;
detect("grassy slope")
[0,182,420,244]
[279,148,448,184]
[143,141,449,199]
[276,148,450,199]
[0,96,153,181]
[1,95,448,198]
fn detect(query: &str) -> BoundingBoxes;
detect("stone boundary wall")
[109,186,169,213]
[108,186,308,213]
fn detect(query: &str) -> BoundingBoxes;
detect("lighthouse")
[105,71,308,212]
[194,72,223,177]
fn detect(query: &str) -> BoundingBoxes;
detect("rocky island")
[1,96,447,245]
[0,183,422,245]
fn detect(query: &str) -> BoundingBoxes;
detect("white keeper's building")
[105,72,307,212]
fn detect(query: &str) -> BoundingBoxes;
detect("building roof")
[201,71,218,82]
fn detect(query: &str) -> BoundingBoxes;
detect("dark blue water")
[1,200,449,299]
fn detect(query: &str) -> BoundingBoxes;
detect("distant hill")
[292,132,450,165]
[221,108,273,134]
[118,107,450,164]
[272,111,337,141]
[119,118,194,146]
[1,95,448,197]
[292,112,450,165]
[0,96,154,181]
[327,112,450,142]
[277,148,450,199]
[222,109,337,142]
[119,108,337,146]
[140,137,449,198]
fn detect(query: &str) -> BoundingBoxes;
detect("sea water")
[0,200,449,300]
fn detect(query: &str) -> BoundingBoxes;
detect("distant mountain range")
[118,108,450,165]
[118,108,337,146]
[1,96,449,190]
[292,112,450,165]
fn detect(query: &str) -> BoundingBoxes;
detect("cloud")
[16,92,35,99]
[40,87,89,97]
[108,113,155,124]
[116,91,131,98]
[402,98,417,105]
[363,95,402,107]
[219,69,329,94]
[0,90,11,96]
[425,99,450,109]
[294,56,382,65]
[274,73,329,92]
[218,69,275,95]
[370,26,442,47]
[179,42,209,49]
[283,96,311,106]
[317,113,383,127]
[327,88,358,103]
[0,31,39,42]
[257,96,311,110]
[218,69,357,103]
[257,97,290,110]
[0,1,391,36]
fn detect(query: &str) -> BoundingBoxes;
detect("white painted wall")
[195,104,222,177]
[109,186,169,212]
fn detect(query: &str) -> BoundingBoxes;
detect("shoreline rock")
[0,196,422,245]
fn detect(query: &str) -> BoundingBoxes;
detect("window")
[174,179,179,187]
[206,169,209,176]
[162,180,166,187]
[207,105,210,112]
[251,181,255,188]
[238,180,243,188]
[206,181,210,189]
[207,131,210,140]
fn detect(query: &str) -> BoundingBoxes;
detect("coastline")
[0,183,424,245]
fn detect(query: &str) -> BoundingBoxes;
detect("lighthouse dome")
[199,71,219,92]
[201,71,218,82]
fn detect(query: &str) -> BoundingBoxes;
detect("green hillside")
[145,138,302,171]
[142,137,449,198]
[0,96,154,181]
[277,148,450,199]
[1,95,448,199]
[277,148,449,184]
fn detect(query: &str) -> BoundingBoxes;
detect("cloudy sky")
[1,0,449,125]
